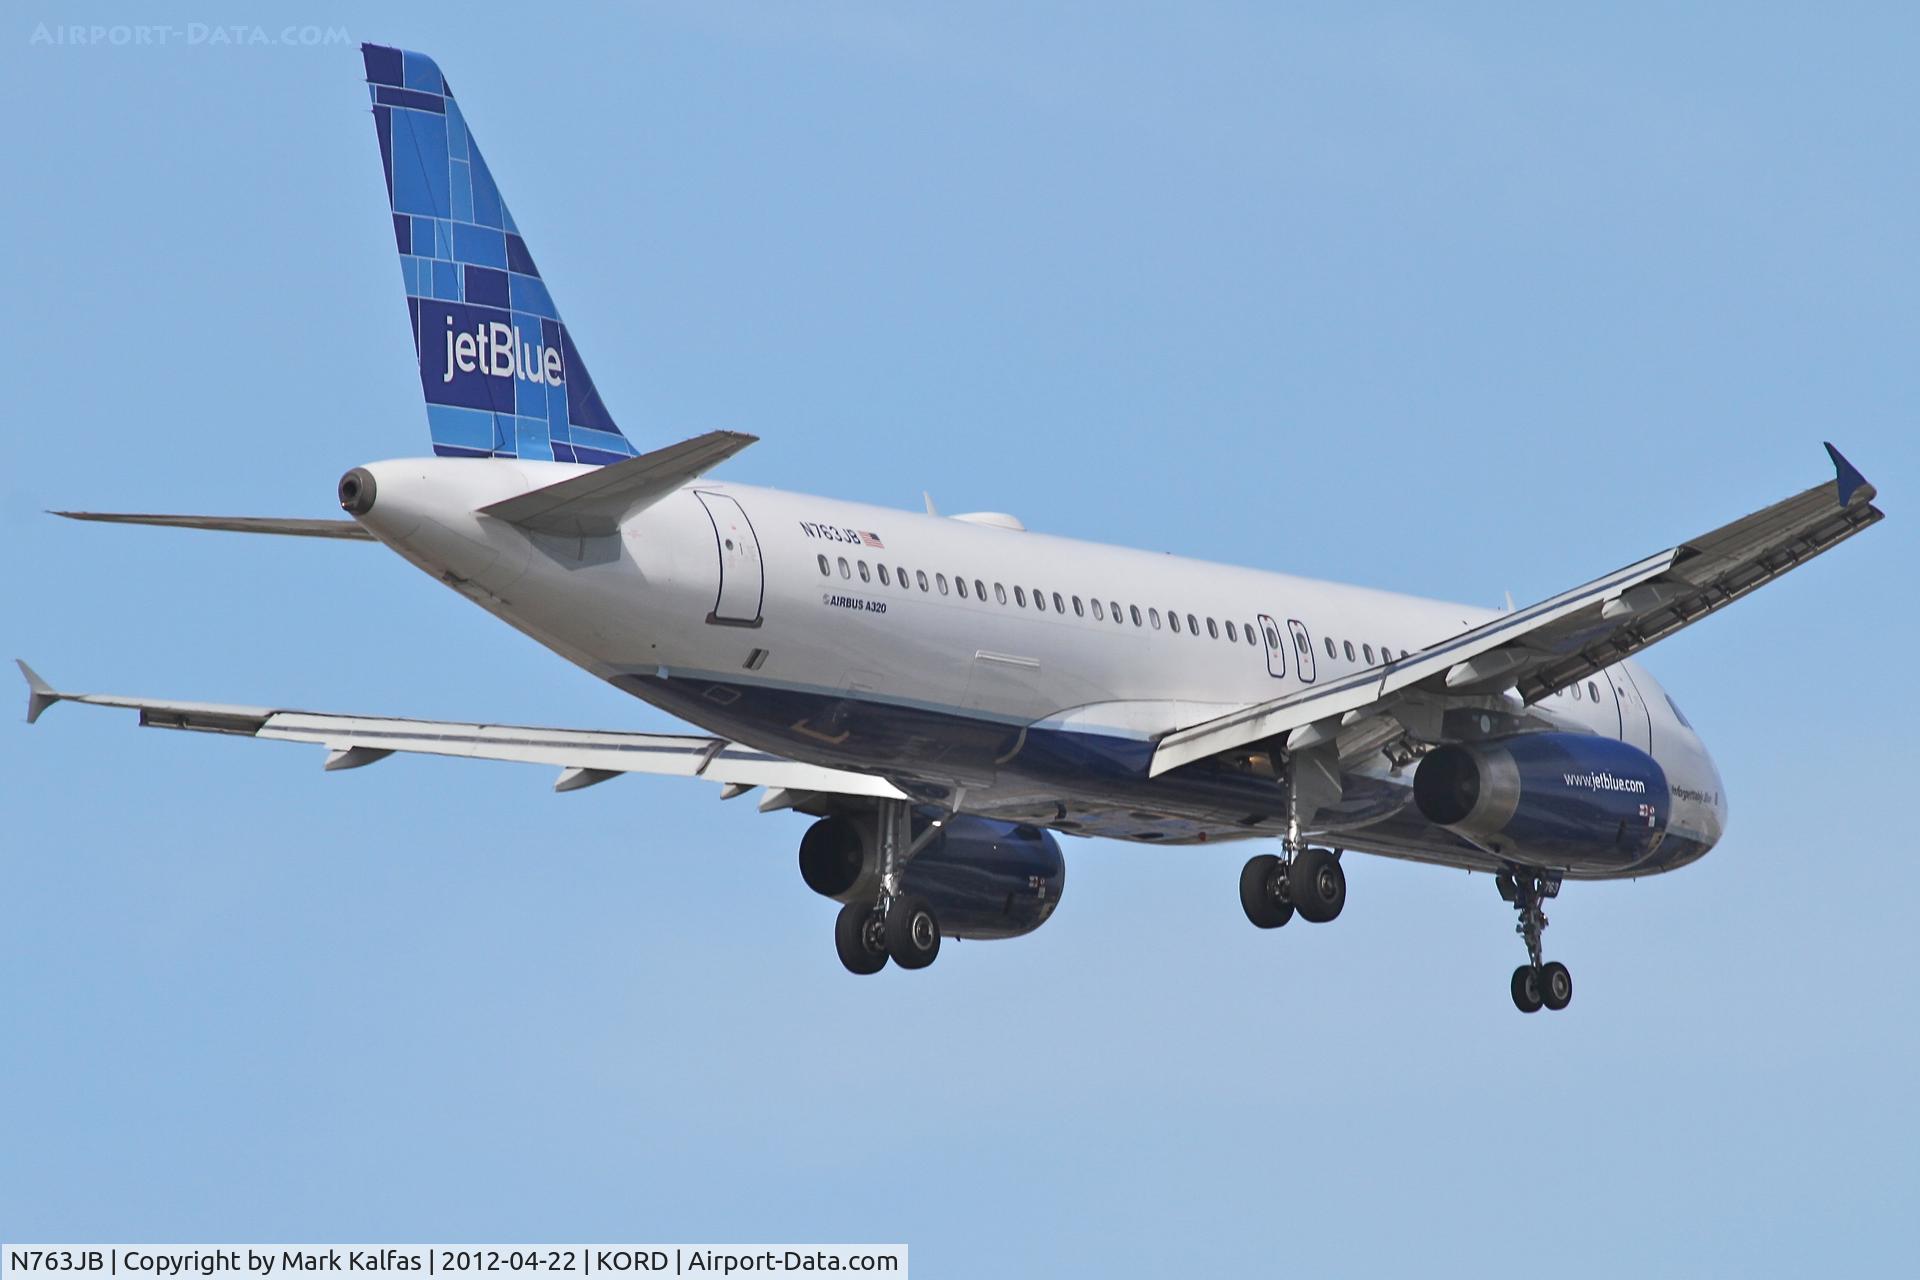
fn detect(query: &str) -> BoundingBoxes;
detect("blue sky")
[3,3,1915,1272]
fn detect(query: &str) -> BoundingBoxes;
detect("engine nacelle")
[1412,732,1670,867]
[798,813,1065,940]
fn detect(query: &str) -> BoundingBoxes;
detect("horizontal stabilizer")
[478,430,758,537]
[53,512,374,540]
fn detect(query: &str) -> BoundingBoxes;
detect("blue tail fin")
[360,44,637,464]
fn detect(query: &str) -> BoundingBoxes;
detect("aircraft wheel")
[1511,964,1545,1013]
[1540,960,1573,1011]
[834,901,888,976]
[1239,853,1294,928]
[1290,848,1346,924]
[885,895,941,970]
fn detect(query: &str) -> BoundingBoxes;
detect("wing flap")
[1149,548,1676,776]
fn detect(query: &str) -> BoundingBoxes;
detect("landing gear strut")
[833,798,943,975]
[1499,869,1572,1013]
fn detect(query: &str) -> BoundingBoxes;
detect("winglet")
[17,659,61,724]
[1824,442,1873,506]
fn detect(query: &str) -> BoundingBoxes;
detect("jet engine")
[1412,732,1670,867]
[798,813,1065,940]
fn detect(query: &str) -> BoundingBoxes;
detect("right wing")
[1150,442,1884,776]
[16,661,905,808]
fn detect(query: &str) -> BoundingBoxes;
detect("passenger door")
[1608,666,1654,753]
[693,491,764,627]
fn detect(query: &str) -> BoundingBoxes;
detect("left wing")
[17,662,906,807]
[1151,442,1884,776]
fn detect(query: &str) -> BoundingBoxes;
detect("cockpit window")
[1666,693,1693,729]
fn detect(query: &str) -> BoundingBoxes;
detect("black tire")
[834,901,888,976]
[1290,848,1346,924]
[1540,960,1572,1011]
[1511,964,1544,1013]
[1239,853,1294,928]
[885,895,941,970]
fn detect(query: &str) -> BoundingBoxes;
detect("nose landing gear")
[1500,869,1572,1013]
[832,798,944,975]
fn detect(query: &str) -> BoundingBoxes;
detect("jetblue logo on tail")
[443,316,563,386]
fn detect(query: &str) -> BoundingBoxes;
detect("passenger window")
[1187,613,1199,636]
[1207,618,1219,639]
[1362,643,1374,664]
[858,561,871,582]
[956,576,968,599]
[1588,680,1601,702]
[878,564,891,586]
[1297,632,1309,655]
[1092,599,1105,621]
[1225,620,1237,642]
[818,554,830,576]
[975,579,986,600]
[995,582,1007,604]
[1324,636,1336,659]
[1130,605,1142,626]
[1343,640,1356,662]
[1052,592,1065,613]
[1572,683,1582,701]
[1149,608,1162,629]
[1034,590,1047,612]
[1168,611,1181,634]
[1073,596,1085,618]
[1265,625,1281,650]
[936,573,949,595]
[1015,586,1027,607]
[838,557,851,579]
[916,570,929,592]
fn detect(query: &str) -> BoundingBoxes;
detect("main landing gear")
[1241,766,1346,930]
[833,798,943,975]
[1500,869,1572,1013]
[1239,846,1346,928]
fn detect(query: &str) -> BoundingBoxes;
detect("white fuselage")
[352,457,1728,877]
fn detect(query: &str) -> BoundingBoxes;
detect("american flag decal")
[860,530,885,549]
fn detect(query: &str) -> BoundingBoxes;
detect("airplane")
[20,44,1885,1012]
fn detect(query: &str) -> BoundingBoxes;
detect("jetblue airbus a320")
[24,45,1885,1012]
